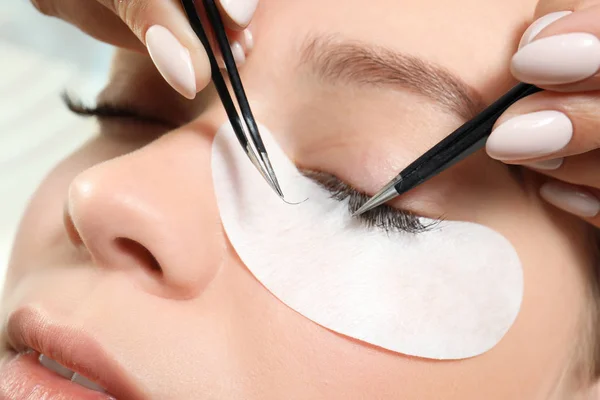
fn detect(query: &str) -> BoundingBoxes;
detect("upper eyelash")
[301,170,434,234]
[61,93,174,128]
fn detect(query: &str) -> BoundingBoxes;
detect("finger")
[189,2,256,68]
[203,25,253,69]
[534,0,598,19]
[216,0,259,30]
[512,4,600,90]
[486,90,600,164]
[31,0,143,51]
[539,180,600,226]
[225,28,255,66]
[527,150,600,189]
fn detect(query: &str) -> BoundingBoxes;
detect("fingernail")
[487,111,572,161]
[243,29,254,51]
[525,158,564,170]
[220,0,259,27]
[231,41,246,65]
[518,11,572,50]
[145,25,196,99]
[512,32,600,85]
[540,182,600,217]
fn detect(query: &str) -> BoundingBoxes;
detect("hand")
[31,0,258,99]
[487,1,600,227]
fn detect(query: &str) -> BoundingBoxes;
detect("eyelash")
[61,93,173,128]
[301,171,433,234]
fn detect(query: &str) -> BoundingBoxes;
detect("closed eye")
[62,93,176,129]
[301,170,436,234]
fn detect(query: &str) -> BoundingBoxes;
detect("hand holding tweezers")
[354,83,542,215]
[180,0,283,197]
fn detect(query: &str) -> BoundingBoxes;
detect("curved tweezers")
[180,0,284,198]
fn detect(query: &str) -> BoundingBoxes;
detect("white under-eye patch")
[212,122,523,360]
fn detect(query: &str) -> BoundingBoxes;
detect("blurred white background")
[0,2,114,296]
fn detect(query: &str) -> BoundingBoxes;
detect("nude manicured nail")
[220,0,258,27]
[512,33,600,85]
[243,29,254,51]
[231,41,246,65]
[525,158,564,171]
[487,111,572,161]
[145,25,196,99]
[540,182,600,218]
[518,11,572,50]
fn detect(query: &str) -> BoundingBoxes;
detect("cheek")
[212,121,524,361]
[486,193,594,387]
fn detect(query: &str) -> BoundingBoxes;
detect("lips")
[0,351,111,400]
[1,306,143,400]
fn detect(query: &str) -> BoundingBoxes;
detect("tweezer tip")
[269,178,284,198]
[261,170,283,199]
[260,152,285,198]
[352,181,401,217]
[274,183,284,198]
[269,171,284,198]
[352,199,379,217]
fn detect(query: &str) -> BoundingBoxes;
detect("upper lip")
[5,306,143,400]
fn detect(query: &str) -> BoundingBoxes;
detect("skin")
[1,0,599,398]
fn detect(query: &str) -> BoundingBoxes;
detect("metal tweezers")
[180,0,283,197]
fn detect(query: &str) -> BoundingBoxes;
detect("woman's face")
[1,0,598,398]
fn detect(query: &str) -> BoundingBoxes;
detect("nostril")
[114,238,163,275]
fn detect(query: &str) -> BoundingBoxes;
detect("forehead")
[252,0,536,101]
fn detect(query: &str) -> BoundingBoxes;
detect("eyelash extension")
[61,92,173,128]
[302,170,434,234]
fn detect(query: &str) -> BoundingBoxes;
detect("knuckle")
[564,94,600,146]
[535,0,598,17]
[535,0,578,17]
[30,0,56,16]
[113,0,149,36]
[565,94,598,117]
[577,0,600,10]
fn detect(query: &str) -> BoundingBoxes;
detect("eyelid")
[61,93,176,129]
[301,170,435,234]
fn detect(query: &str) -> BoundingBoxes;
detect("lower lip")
[0,351,114,400]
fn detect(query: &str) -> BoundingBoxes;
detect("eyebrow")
[298,35,486,121]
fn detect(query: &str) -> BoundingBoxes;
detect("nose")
[64,127,225,299]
